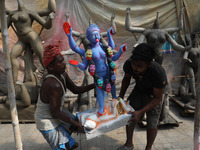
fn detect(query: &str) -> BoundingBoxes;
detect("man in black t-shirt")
[117,43,168,150]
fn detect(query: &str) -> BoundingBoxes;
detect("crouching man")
[35,45,95,150]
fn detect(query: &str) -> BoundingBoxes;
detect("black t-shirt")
[123,58,168,95]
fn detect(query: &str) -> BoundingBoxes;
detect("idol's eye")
[92,34,95,38]
[96,33,100,37]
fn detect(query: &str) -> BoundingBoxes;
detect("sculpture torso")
[187,48,200,69]
[145,29,167,56]
[11,10,33,37]
[91,44,108,77]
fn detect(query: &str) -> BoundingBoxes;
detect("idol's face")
[131,60,150,76]
[88,31,101,44]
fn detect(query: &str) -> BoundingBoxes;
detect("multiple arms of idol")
[63,20,127,71]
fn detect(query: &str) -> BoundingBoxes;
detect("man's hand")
[63,22,72,35]
[73,120,85,133]
[128,110,143,124]
[77,122,85,133]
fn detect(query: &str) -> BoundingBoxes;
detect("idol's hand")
[111,13,115,22]
[68,60,79,66]
[63,22,72,35]
[49,12,55,20]
[126,7,131,14]
[185,45,192,51]
[120,43,127,53]
[108,26,114,35]
[183,58,192,63]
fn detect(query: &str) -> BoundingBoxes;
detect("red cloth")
[43,45,63,67]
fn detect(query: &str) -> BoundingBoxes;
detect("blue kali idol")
[63,22,127,116]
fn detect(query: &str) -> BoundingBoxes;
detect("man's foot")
[66,142,78,150]
[116,145,134,150]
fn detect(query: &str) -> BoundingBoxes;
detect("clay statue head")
[86,24,101,44]
[89,64,95,76]
[107,47,113,56]
[106,83,111,93]
[85,49,93,60]
[17,0,25,11]
[97,78,103,88]
[110,61,116,69]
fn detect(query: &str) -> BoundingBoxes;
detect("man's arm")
[132,87,165,123]
[119,73,131,99]
[47,80,83,130]
[64,72,95,94]
[140,87,165,114]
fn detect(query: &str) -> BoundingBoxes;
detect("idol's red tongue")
[96,39,99,42]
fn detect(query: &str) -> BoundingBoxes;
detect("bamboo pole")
[0,0,23,149]
[194,57,200,149]
[194,33,200,150]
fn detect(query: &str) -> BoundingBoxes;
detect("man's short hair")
[130,43,156,63]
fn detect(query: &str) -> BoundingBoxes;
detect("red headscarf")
[43,45,63,68]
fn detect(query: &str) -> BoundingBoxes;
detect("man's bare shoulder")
[42,76,62,90]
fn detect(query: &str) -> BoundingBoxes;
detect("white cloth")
[34,74,66,131]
